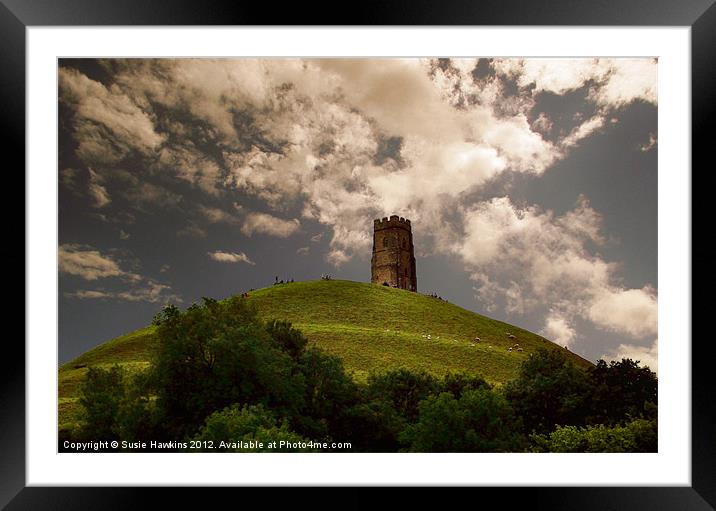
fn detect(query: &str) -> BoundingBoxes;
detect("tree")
[439,372,490,399]
[194,404,317,452]
[343,393,405,452]
[114,370,160,443]
[78,365,126,440]
[587,358,658,425]
[265,319,309,361]
[503,348,592,435]
[149,297,306,439]
[293,347,359,440]
[365,368,440,423]
[399,388,526,452]
[530,417,657,453]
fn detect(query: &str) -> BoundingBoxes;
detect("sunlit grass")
[58,280,591,427]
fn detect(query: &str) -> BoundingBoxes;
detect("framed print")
[3,0,711,508]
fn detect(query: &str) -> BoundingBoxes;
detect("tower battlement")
[374,215,411,231]
[371,215,417,292]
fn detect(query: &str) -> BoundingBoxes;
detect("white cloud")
[157,144,222,196]
[60,243,180,303]
[207,250,255,265]
[453,197,657,344]
[114,281,181,303]
[590,59,657,108]
[561,115,606,148]
[177,222,208,239]
[532,112,553,134]
[66,281,182,304]
[588,287,658,338]
[199,205,240,225]
[312,58,463,140]
[479,113,559,173]
[58,59,657,355]
[65,289,113,300]
[326,248,351,266]
[604,338,658,373]
[493,58,657,109]
[241,212,300,238]
[59,244,132,281]
[60,58,656,272]
[88,168,111,207]
[59,67,165,165]
[540,311,577,348]
[640,133,657,152]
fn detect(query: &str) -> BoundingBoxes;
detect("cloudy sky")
[58,58,657,370]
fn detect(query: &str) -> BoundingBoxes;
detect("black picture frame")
[2,0,709,508]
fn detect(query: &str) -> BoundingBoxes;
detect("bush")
[365,368,440,423]
[78,365,126,440]
[194,404,317,452]
[265,319,309,361]
[530,417,657,452]
[149,297,306,439]
[114,371,160,442]
[504,348,592,435]
[399,388,526,452]
[293,347,359,440]
[342,396,405,452]
[587,358,658,425]
[438,372,490,398]
[73,294,659,453]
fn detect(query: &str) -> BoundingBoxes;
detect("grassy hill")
[58,279,592,430]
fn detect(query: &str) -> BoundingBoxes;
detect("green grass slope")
[58,279,592,430]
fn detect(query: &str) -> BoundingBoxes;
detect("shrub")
[399,388,526,452]
[503,348,592,435]
[530,417,657,452]
[78,365,126,440]
[149,297,306,439]
[194,404,317,452]
[439,372,490,398]
[265,319,309,361]
[293,347,359,440]
[587,358,658,425]
[365,368,440,423]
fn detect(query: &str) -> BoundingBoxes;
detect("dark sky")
[58,58,658,370]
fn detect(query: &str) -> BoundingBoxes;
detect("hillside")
[58,280,592,430]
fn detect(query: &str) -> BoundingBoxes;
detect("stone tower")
[371,215,417,291]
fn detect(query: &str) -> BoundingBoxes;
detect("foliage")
[149,297,305,439]
[78,365,126,440]
[60,280,594,429]
[399,388,526,452]
[587,358,658,425]
[503,348,593,435]
[365,368,440,423]
[114,370,160,442]
[293,347,359,440]
[530,417,657,453]
[67,286,658,453]
[194,404,316,452]
[265,319,309,361]
[248,280,592,382]
[351,370,491,451]
[342,397,405,452]
[439,372,490,398]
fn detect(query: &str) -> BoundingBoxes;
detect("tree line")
[61,296,657,453]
